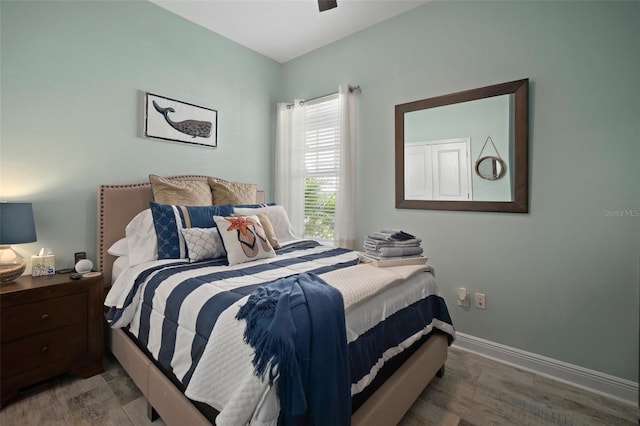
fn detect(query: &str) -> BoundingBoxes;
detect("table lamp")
[0,202,37,282]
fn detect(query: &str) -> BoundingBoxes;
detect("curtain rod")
[286,85,361,109]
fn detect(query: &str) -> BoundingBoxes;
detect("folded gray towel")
[380,229,416,240]
[368,229,417,241]
[364,237,422,250]
[367,246,423,257]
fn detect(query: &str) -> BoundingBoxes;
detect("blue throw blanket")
[236,272,351,426]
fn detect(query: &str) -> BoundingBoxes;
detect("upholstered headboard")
[96,175,265,285]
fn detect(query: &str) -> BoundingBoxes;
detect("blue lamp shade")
[0,203,37,282]
[0,203,37,244]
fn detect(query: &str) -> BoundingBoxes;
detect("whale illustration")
[153,100,212,138]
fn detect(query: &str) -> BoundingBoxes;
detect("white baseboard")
[452,332,638,407]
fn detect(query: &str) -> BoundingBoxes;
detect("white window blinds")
[303,94,340,241]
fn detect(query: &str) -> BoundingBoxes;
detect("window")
[303,94,340,242]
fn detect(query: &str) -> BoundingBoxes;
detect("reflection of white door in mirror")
[405,144,432,199]
[405,138,472,201]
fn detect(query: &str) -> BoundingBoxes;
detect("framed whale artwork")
[144,92,218,147]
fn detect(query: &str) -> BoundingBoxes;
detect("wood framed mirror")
[395,79,529,213]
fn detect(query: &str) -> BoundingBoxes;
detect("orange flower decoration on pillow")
[224,216,256,235]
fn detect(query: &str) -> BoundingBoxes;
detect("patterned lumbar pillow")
[180,227,226,262]
[213,215,275,266]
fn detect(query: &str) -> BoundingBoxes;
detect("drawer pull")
[41,313,49,321]
[41,346,49,353]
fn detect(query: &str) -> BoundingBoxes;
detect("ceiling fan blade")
[318,0,337,12]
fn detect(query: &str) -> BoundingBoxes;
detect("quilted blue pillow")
[150,202,234,259]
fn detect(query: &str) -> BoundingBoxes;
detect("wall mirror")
[395,79,529,213]
[476,156,506,181]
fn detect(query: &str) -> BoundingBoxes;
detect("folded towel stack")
[363,229,423,259]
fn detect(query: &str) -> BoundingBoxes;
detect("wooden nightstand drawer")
[0,293,87,343]
[0,273,104,407]
[1,323,88,378]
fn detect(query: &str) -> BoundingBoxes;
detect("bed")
[97,175,454,426]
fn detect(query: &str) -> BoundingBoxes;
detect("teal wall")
[0,1,281,268]
[2,0,639,386]
[283,1,640,382]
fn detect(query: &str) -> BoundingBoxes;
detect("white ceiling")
[149,0,430,63]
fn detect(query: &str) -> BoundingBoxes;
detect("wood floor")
[1,346,638,425]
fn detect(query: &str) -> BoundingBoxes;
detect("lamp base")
[0,246,27,282]
[0,263,26,282]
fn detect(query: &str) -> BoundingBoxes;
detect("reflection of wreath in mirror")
[475,136,506,180]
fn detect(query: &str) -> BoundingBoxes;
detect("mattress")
[104,240,454,425]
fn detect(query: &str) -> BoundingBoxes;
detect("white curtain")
[275,85,357,248]
[334,83,357,249]
[274,101,306,237]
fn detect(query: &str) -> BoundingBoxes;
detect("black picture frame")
[144,92,218,147]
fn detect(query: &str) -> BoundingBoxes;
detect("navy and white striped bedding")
[105,240,454,423]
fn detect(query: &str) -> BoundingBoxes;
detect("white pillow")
[213,215,275,266]
[111,255,130,284]
[180,227,226,263]
[233,205,298,243]
[107,238,129,257]
[125,209,158,266]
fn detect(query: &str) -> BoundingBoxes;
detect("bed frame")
[97,175,448,426]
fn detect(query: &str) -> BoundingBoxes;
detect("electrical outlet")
[474,293,486,309]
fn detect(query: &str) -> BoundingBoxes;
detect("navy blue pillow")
[150,202,234,259]
[233,203,276,208]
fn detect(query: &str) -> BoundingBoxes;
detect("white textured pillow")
[125,209,158,266]
[180,227,226,263]
[213,215,275,266]
[107,238,129,257]
[233,205,298,243]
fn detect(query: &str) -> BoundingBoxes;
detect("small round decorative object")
[75,259,93,274]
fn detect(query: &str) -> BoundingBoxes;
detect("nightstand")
[0,273,104,407]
